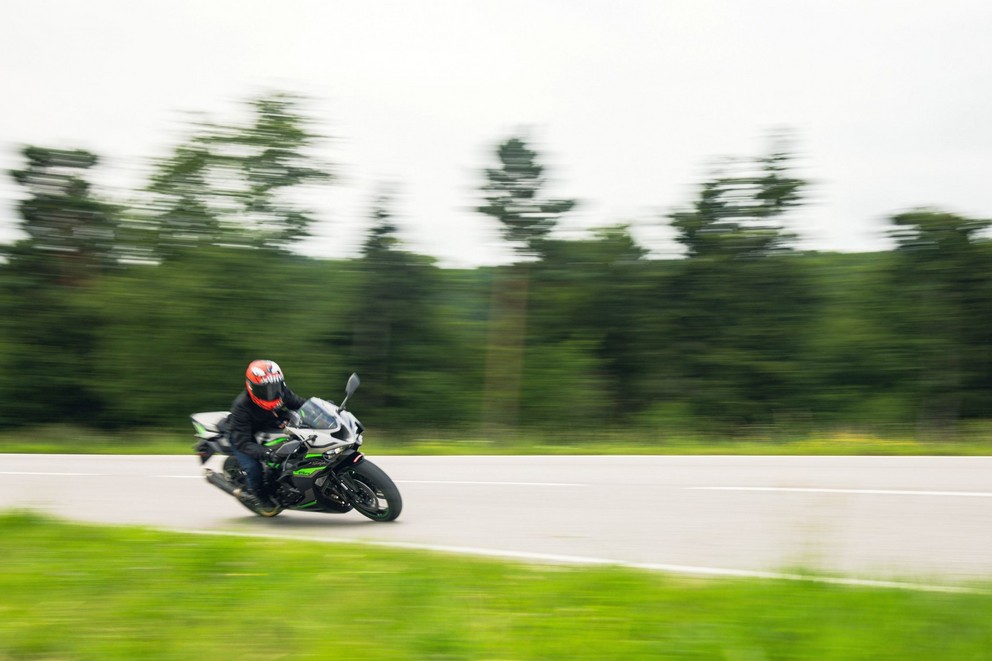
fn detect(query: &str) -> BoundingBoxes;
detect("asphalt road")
[3,453,992,589]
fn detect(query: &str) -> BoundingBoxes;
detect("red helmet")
[245,360,285,410]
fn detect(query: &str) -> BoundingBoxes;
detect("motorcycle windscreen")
[296,397,342,431]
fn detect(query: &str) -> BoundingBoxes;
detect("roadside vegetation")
[3,94,990,454]
[4,424,992,456]
[2,512,990,660]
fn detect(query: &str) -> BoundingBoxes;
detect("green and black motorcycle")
[191,373,402,521]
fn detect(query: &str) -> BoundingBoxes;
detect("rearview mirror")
[345,372,360,397]
[340,372,360,411]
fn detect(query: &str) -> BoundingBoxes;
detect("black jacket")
[228,386,307,459]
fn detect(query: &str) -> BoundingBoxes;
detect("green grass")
[3,424,992,456]
[0,426,182,454]
[1,512,991,660]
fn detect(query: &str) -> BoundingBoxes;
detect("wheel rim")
[347,474,392,519]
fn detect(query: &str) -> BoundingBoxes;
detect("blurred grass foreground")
[2,512,992,660]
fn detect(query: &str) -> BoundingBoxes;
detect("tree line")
[1,93,990,438]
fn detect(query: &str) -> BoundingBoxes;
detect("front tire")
[342,460,402,522]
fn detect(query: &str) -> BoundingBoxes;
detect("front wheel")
[342,460,402,522]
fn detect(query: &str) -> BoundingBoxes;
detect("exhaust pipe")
[205,469,239,496]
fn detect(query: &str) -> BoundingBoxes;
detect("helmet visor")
[249,380,283,402]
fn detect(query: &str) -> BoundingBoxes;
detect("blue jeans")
[232,447,265,496]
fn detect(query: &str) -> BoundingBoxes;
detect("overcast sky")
[3,0,991,266]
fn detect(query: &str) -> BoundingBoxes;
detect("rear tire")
[223,455,246,486]
[342,460,402,522]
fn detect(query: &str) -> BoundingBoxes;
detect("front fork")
[319,451,366,500]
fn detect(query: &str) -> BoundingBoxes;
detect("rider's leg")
[231,447,270,501]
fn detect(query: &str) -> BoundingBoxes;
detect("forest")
[2,93,990,440]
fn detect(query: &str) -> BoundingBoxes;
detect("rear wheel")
[342,460,402,522]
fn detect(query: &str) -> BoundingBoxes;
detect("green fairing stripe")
[264,437,289,447]
[298,501,318,508]
[305,453,323,459]
[193,422,207,435]
[293,467,324,476]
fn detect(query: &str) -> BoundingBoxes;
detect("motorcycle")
[191,373,402,521]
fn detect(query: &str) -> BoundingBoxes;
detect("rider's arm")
[281,386,307,411]
[228,407,269,460]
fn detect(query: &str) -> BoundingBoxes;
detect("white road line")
[6,470,990,497]
[0,471,201,478]
[397,480,583,487]
[0,471,112,476]
[690,486,992,498]
[0,471,203,480]
[0,471,578,486]
[169,527,985,595]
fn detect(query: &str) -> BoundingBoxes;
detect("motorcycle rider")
[227,359,306,515]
